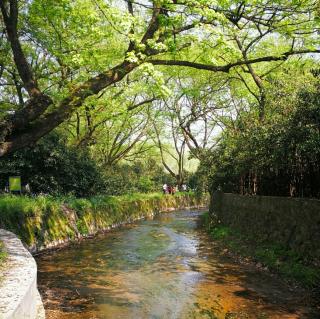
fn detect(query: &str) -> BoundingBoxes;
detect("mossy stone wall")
[210,191,320,263]
[0,193,207,253]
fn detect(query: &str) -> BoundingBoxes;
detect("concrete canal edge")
[0,229,45,319]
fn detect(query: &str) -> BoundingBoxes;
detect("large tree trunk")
[0,61,137,156]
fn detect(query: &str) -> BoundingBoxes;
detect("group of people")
[162,183,176,195]
[162,183,188,194]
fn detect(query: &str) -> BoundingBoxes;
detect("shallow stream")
[36,210,316,318]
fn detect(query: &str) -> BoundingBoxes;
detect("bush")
[203,74,320,198]
[0,133,105,197]
[102,160,174,195]
[0,134,181,197]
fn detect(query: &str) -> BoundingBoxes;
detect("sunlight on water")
[36,211,315,319]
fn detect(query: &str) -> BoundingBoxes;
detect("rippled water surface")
[36,210,316,318]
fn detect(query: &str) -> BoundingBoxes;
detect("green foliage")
[188,155,212,195]
[0,133,105,197]
[204,70,320,198]
[254,245,320,287]
[0,132,177,197]
[202,217,320,287]
[2,0,319,156]
[0,192,206,249]
[209,226,231,240]
[0,194,67,245]
[1,0,319,199]
[0,241,7,266]
[102,160,174,195]
[76,219,89,235]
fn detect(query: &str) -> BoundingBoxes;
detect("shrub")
[0,133,105,197]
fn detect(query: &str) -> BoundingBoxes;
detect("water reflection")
[36,210,316,319]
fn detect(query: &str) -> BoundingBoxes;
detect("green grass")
[0,241,7,264]
[202,212,320,288]
[209,226,231,240]
[0,192,207,250]
[253,244,320,287]
[0,240,7,282]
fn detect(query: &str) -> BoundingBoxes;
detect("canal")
[36,210,315,318]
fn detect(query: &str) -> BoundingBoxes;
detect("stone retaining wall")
[0,229,44,319]
[210,191,320,262]
[0,193,207,253]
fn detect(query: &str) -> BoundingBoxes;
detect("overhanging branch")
[149,49,320,72]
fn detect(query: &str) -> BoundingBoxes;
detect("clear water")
[36,210,316,319]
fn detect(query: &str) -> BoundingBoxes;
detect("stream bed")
[36,210,317,318]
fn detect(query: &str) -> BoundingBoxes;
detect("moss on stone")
[0,240,7,282]
[202,212,320,288]
[0,241,6,264]
[0,192,207,252]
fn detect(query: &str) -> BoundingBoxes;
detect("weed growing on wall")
[0,192,207,251]
[202,213,320,288]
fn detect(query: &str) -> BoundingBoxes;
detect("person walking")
[162,183,168,194]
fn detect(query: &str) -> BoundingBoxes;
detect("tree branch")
[149,49,320,72]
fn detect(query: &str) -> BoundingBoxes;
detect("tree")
[91,107,154,167]
[161,76,229,160]
[152,103,189,188]
[0,133,105,196]
[64,93,156,166]
[204,67,320,198]
[0,0,318,156]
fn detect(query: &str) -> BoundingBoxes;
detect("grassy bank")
[0,192,207,252]
[202,212,320,288]
[0,240,7,281]
[0,241,6,264]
